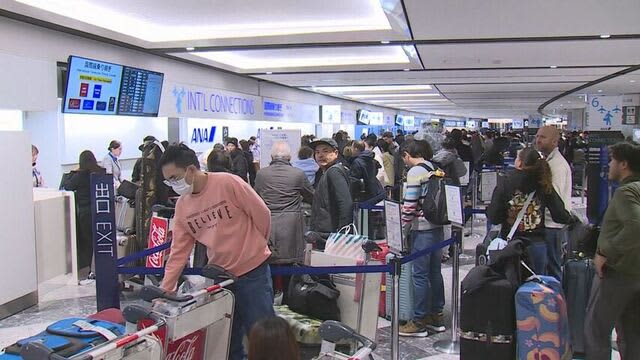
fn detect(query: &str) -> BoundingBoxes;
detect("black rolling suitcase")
[460,265,517,360]
[563,258,595,356]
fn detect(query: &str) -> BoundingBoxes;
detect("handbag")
[287,273,341,321]
[486,191,535,263]
[324,224,368,260]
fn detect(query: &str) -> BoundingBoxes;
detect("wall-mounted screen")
[62,56,164,117]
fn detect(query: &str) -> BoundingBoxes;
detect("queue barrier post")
[434,228,462,355]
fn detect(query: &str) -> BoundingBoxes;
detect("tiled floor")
[0,199,621,359]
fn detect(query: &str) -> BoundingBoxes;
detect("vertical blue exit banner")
[90,173,120,311]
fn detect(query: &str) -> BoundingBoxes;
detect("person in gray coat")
[254,141,314,265]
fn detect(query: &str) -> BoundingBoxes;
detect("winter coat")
[243,150,257,186]
[487,169,572,243]
[311,162,353,233]
[433,149,467,186]
[349,150,384,201]
[292,158,320,185]
[255,159,314,264]
[229,149,248,182]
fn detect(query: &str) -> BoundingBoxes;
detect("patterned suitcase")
[515,275,572,360]
[384,253,414,322]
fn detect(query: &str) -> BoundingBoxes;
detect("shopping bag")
[324,224,368,260]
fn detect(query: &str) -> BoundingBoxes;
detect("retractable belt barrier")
[113,236,457,277]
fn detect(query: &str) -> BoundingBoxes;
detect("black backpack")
[417,162,453,225]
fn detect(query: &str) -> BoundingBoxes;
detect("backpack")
[417,163,453,225]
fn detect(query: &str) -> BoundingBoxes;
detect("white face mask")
[165,169,194,196]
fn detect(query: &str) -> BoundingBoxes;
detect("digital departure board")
[117,66,164,116]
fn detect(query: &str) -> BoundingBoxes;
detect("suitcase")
[563,258,595,356]
[460,265,517,360]
[384,253,414,322]
[515,275,572,360]
[116,196,136,234]
[475,224,501,266]
[0,318,125,359]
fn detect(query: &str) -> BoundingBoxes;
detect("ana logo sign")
[191,126,216,144]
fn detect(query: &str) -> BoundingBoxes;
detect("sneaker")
[399,320,430,337]
[424,313,446,333]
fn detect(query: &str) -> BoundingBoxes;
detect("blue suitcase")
[0,318,125,359]
[385,253,414,322]
[515,275,572,360]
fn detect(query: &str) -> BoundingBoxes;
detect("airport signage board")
[321,105,341,123]
[263,98,319,123]
[341,110,356,124]
[586,95,623,130]
[162,82,262,120]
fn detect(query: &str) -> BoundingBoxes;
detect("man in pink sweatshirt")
[159,144,274,360]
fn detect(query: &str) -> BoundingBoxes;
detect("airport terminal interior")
[0,0,639,359]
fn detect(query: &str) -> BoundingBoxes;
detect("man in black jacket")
[350,139,384,203]
[309,138,353,234]
[226,137,249,182]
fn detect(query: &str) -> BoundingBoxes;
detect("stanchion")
[434,228,461,354]
[390,255,402,360]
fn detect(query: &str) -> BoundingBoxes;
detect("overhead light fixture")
[550,65,557,69]
[14,0,392,42]
[194,46,410,69]
[186,47,195,51]
[312,85,432,93]
[369,99,448,103]
[347,93,440,99]
[380,40,390,44]
[266,71,273,75]
[403,69,411,72]
[600,34,611,39]
[631,80,636,83]
[598,89,603,92]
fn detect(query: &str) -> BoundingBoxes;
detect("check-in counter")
[32,188,79,285]
[0,132,37,320]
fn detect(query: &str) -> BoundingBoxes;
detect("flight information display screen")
[63,56,123,115]
[117,66,164,116]
[63,55,164,117]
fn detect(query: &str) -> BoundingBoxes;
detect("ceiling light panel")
[193,46,410,70]
[312,85,432,93]
[14,0,391,42]
[347,93,440,99]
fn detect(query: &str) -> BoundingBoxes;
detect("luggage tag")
[72,320,118,341]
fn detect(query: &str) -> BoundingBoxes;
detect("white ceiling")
[1,0,639,119]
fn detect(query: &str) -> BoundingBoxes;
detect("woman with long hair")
[64,150,106,281]
[487,147,572,275]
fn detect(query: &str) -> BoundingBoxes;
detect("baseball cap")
[309,138,339,150]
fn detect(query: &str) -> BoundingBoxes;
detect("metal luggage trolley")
[314,321,376,360]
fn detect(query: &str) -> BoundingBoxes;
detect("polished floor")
[0,198,620,359]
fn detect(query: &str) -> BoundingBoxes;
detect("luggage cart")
[315,321,376,360]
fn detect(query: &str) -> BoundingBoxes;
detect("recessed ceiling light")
[194,46,410,69]
[631,80,636,83]
[598,89,603,92]
[14,0,392,42]
[403,69,411,72]
[600,34,611,39]
[186,47,195,51]
[550,65,557,69]
[347,93,441,99]
[313,85,432,93]
[370,99,447,103]
[266,71,273,75]
[381,40,390,44]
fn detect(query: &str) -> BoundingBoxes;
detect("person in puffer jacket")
[432,136,468,186]
[350,139,385,203]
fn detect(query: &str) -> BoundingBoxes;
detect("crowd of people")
[51,124,640,359]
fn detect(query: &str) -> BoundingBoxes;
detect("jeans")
[585,270,640,360]
[527,241,548,277]
[229,262,275,360]
[545,227,566,282]
[410,227,445,320]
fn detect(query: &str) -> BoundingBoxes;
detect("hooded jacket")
[433,148,467,186]
[350,150,384,201]
[487,169,571,242]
